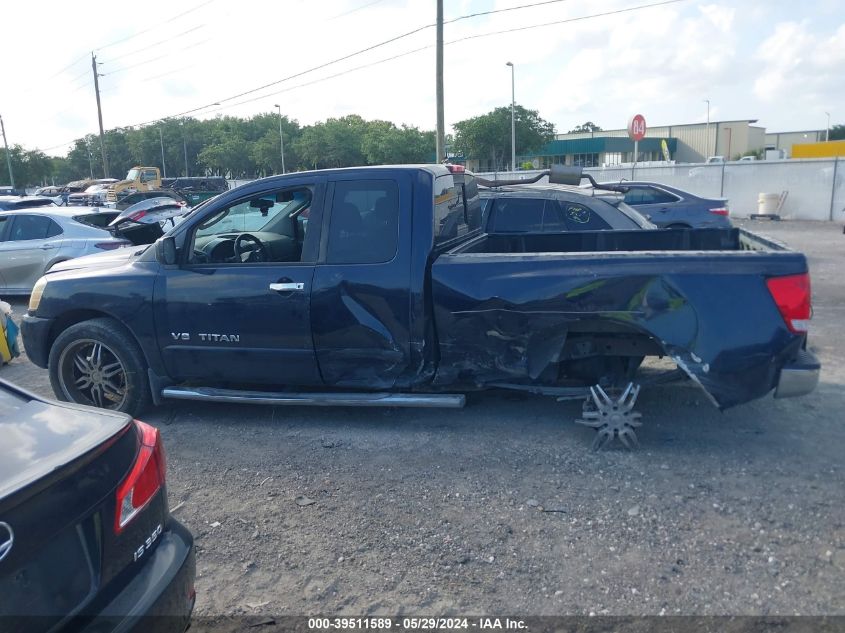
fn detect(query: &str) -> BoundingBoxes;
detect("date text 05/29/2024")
[307,618,528,630]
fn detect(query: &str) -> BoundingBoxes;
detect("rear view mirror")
[156,236,177,266]
[276,191,295,203]
[548,165,584,186]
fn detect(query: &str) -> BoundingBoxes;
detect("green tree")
[829,124,845,141]
[0,144,54,187]
[568,121,602,133]
[295,115,368,169]
[361,122,434,164]
[453,105,555,170]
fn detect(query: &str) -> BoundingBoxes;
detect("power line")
[123,0,593,126]
[449,0,692,43]
[195,0,693,117]
[328,0,386,20]
[44,53,89,81]
[96,0,216,51]
[101,25,206,64]
[38,0,695,152]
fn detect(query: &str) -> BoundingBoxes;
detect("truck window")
[561,202,611,230]
[189,186,314,264]
[433,175,468,245]
[326,180,399,264]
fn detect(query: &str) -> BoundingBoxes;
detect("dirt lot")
[2,220,844,617]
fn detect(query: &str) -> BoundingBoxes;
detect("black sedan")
[0,379,195,632]
[481,184,655,234]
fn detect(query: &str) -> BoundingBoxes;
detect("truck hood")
[0,382,130,501]
[110,179,133,188]
[48,245,145,274]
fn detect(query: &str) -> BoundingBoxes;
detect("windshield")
[126,168,140,180]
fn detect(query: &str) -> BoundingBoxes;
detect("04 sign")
[628,114,647,141]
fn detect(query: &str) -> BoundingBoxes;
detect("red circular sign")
[628,114,647,141]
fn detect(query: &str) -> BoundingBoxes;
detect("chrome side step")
[161,386,466,409]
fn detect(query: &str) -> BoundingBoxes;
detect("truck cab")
[107,166,162,202]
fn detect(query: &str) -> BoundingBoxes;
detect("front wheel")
[49,318,151,415]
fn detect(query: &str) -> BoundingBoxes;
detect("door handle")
[40,243,58,250]
[269,282,305,292]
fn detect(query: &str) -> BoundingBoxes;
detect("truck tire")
[49,318,151,416]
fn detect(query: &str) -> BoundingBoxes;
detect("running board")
[161,386,466,409]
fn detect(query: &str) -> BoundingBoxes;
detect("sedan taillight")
[115,420,166,533]
[709,207,730,216]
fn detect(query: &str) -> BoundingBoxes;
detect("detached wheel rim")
[58,339,128,410]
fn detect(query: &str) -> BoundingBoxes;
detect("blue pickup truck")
[21,164,819,448]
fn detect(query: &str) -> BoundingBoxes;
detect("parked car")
[111,188,186,211]
[0,206,130,294]
[162,177,229,206]
[59,178,118,206]
[67,183,113,207]
[0,186,26,196]
[0,378,195,632]
[596,181,731,229]
[32,186,65,206]
[480,184,655,233]
[0,196,56,211]
[22,164,819,450]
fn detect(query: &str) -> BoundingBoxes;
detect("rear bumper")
[774,348,821,398]
[20,314,54,369]
[81,520,196,633]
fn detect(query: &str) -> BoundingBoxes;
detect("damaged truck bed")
[22,164,819,448]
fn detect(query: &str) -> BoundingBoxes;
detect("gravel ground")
[2,219,843,618]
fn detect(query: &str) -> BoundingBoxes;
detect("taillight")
[127,210,147,222]
[446,163,466,174]
[95,241,130,250]
[115,420,166,533]
[709,207,730,216]
[766,273,811,334]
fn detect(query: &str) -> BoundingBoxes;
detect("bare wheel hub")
[576,383,642,450]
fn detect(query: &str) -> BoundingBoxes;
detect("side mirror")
[548,164,584,186]
[156,236,177,266]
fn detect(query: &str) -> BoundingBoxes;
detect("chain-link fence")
[477,158,845,221]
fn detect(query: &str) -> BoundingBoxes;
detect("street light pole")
[506,62,515,171]
[159,127,167,179]
[704,99,710,159]
[0,114,14,189]
[274,104,286,174]
[825,111,831,142]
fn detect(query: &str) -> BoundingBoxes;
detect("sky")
[2,0,844,157]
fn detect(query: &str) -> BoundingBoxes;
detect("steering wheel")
[234,233,270,263]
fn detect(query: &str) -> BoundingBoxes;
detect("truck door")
[311,173,413,388]
[155,177,325,385]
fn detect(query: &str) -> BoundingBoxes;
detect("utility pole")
[506,62,515,171]
[0,114,14,188]
[87,142,94,179]
[91,53,108,177]
[825,111,831,142]
[159,127,167,178]
[184,137,189,176]
[274,104,286,173]
[435,0,445,162]
[704,99,710,159]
